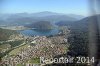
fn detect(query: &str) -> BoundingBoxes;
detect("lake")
[19,29,59,36]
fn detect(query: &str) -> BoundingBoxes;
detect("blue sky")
[1,0,89,16]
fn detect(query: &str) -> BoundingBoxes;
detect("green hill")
[27,21,54,30]
[0,28,17,41]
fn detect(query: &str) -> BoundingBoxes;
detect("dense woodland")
[68,29,89,56]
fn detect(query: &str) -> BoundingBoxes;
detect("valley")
[0,11,100,66]
[0,26,69,66]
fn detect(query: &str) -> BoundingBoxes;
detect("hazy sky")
[0,0,89,16]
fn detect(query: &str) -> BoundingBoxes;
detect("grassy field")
[17,64,24,66]
[16,57,40,66]
[28,57,40,64]
[9,44,29,55]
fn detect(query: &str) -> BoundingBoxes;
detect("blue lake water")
[19,29,59,36]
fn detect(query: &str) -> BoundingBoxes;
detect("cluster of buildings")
[1,32,68,66]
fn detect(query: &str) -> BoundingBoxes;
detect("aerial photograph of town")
[0,0,100,66]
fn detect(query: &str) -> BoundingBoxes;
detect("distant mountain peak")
[31,11,61,17]
[38,11,55,13]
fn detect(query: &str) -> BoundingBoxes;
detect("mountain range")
[0,11,84,26]
[56,14,100,31]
